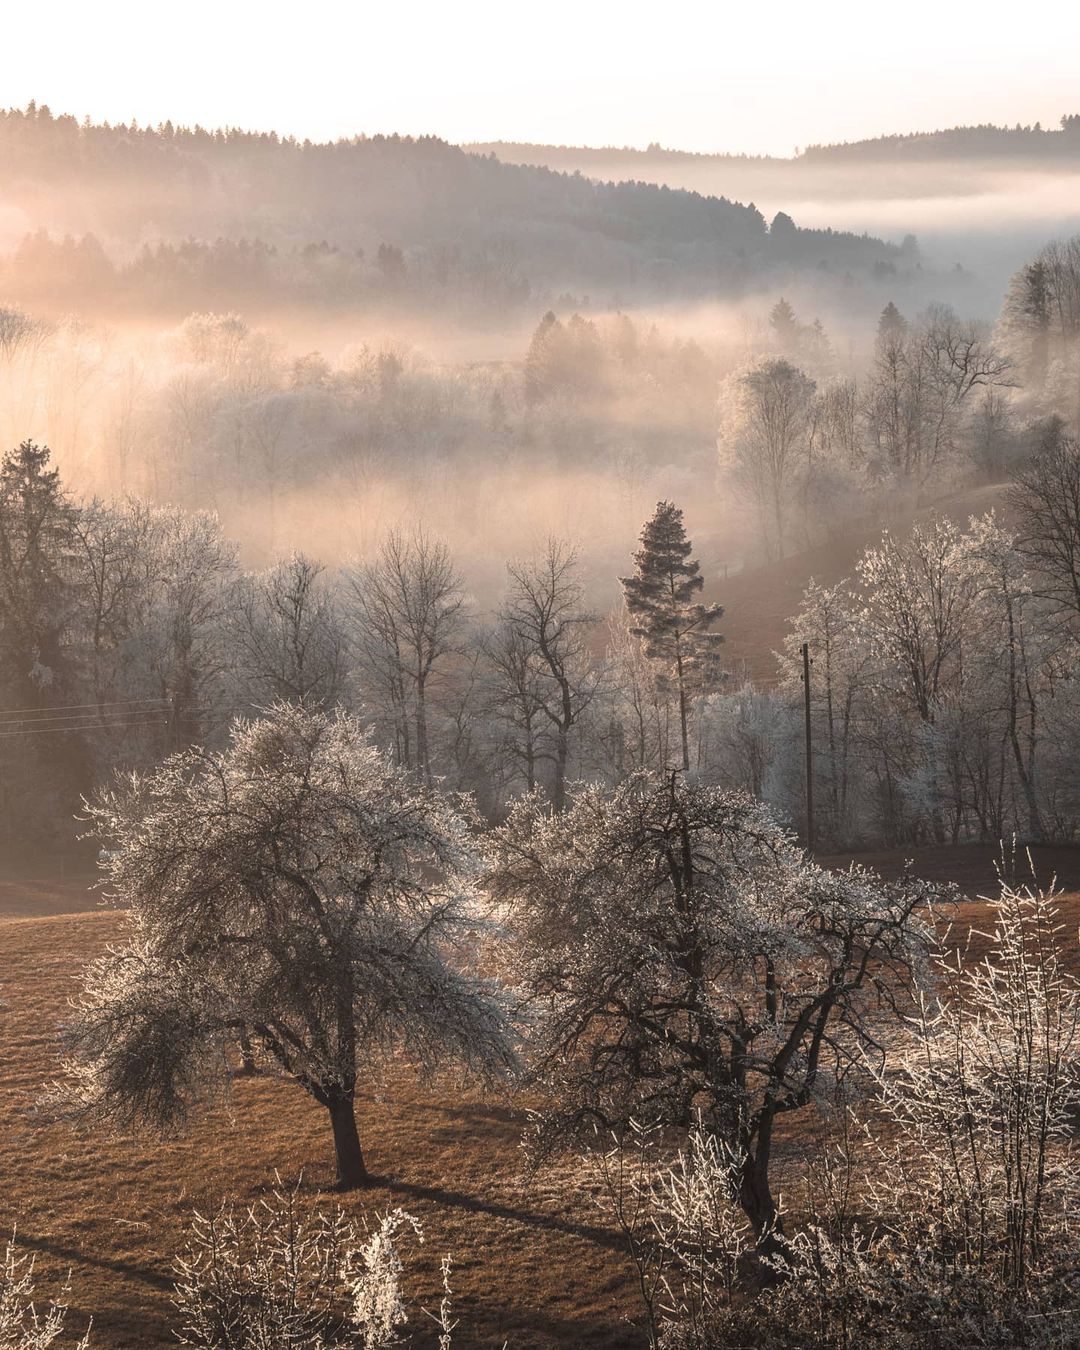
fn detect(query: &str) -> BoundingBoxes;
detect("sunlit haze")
[5,3,1080,1343]
[10,0,1080,153]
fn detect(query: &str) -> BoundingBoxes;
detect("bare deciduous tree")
[729,359,816,557]
[499,539,601,811]
[345,530,466,782]
[226,553,347,708]
[1010,428,1080,626]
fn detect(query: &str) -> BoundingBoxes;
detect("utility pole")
[801,641,814,853]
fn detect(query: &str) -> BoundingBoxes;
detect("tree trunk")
[739,1143,784,1257]
[553,731,568,812]
[327,1092,368,1188]
[674,643,691,772]
[236,1027,257,1075]
[416,672,430,785]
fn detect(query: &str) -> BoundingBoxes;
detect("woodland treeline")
[5,230,1080,852]
[0,278,1035,577]
[5,436,1080,855]
[802,112,1080,159]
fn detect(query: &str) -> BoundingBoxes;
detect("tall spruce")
[0,440,79,697]
[620,501,724,771]
[0,441,88,844]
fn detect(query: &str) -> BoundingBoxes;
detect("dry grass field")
[0,903,642,1347]
[2,840,1078,1347]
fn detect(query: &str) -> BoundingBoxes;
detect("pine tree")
[769,296,798,354]
[0,440,78,697]
[523,310,562,406]
[0,441,86,846]
[620,501,724,771]
[877,301,906,343]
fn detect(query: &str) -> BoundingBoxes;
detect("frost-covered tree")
[858,521,978,701]
[488,771,937,1244]
[621,503,724,772]
[60,704,513,1187]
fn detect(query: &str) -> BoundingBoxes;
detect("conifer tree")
[0,440,78,696]
[523,311,562,406]
[877,300,907,343]
[620,501,724,771]
[769,296,798,355]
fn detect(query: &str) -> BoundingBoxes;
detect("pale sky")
[7,0,1078,156]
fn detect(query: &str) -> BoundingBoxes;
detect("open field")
[1,843,1078,1347]
[0,905,639,1347]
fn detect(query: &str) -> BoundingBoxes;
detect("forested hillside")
[0,104,909,317]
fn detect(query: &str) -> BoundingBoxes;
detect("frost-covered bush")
[347,1210,423,1349]
[592,1120,755,1349]
[0,1234,90,1350]
[172,1188,445,1349]
[695,1221,1080,1349]
[867,882,1080,1294]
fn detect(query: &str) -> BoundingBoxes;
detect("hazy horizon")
[10,0,1080,157]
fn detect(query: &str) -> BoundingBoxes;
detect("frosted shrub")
[173,1189,442,1349]
[0,1234,90,1350]
[346,1210,422,1349]
[868,882,1080,1293]
[591,1121,754,1350]
[650,1125,753,1347]
[172,1188,355,1349]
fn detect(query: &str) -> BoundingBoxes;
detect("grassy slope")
[3,841,1079,1345]
[0,910,636,1348]
[717,482,1010,682]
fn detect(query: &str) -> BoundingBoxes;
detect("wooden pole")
[802,641,814,853]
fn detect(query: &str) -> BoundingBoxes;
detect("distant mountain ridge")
[473,116,1080,167]
[802,116,1080,160]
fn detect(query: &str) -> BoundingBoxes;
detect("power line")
[0,696,170,719]
[0,715,169,739]
[0,704,170,730]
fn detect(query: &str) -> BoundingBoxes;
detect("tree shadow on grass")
[16,1231,174,1290]
[371,1175,627,1255]
[378,1097,523,1127]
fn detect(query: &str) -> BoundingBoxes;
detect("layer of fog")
[469,147,1080,317]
